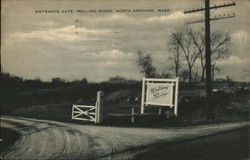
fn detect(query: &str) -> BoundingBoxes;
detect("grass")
[8,103,72,122]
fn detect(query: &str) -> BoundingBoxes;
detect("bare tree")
[191,29,231,81]
[168,44,181,77]
[169,28,201,83]
[211,32,231,81]
[211,47,230,81]
[136,51,157,78]
[189,29,205,81]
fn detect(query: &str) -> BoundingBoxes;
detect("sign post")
[140,77,146,114]
[174,77,179,116]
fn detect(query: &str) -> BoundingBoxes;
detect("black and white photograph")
[1,0,249,159]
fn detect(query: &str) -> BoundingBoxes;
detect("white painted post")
[95,91,104,124]
[141,77,145,114]
[72,105,75,120]
[174,77,179,117]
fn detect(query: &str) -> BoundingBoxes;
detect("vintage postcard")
[1,0,249,159]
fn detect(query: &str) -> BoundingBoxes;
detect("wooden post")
[205,0,213,119]
[95,91,104,124]
[141,77,145,114]
[158,107,162,115]
[174,77,179,117]
[131,106,135,124]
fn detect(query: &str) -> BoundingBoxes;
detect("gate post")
[95,91,104,124]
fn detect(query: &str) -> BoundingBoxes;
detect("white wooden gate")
[72,104,96,122]
[72,91,104,124]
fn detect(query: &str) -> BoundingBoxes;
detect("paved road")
[1,116,249,160]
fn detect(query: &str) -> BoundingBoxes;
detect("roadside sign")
[141,77,179,116]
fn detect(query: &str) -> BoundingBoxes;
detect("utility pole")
[205,0,212,109]
[184,0,236,118]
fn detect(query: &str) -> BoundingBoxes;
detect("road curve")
[1,116,249,160]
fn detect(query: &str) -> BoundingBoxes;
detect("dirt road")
[1,116,249,160]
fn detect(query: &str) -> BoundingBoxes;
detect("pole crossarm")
[186,13,236,25]
[184,2,236,14]
[210,13,236,21]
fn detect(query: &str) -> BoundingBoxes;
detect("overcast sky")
[2,0,250,82]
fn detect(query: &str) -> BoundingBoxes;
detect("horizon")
[2,71,249,83]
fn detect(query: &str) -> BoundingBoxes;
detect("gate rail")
[72,105,96,122]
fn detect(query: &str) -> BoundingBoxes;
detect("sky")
[1,0,250,82]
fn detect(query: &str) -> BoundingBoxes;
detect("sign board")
[146,83,173,107]
[141,77,179,117]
